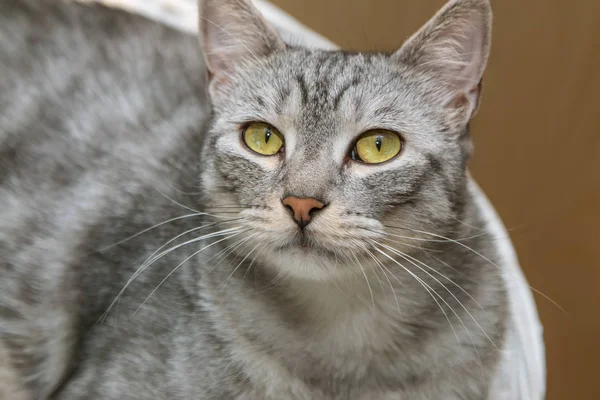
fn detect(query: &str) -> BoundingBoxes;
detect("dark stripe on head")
[373,105,396,118]
[275,86,291,114]
[333,76,360,110]
[425,153,443,175]
[295,74,309,106]
[425,153,465,216]
[314,52,331,77]
[255,96,265,107]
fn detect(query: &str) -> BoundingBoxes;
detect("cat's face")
[199,0,491,280]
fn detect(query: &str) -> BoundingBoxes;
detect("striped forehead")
[271,52,384,136]
[289,51,367,111]
[259,54,367,164]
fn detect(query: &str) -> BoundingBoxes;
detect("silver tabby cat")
[0,0,507,399]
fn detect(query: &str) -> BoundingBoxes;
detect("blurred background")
[269,0,599,398]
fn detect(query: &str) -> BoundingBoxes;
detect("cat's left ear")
[393,0,492,121]
[199,0,285,91]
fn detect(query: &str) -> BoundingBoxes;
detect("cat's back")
[0,0,208,270]
[0,1,209,397]
[1,0,208,184]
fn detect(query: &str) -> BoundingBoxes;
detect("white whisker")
[96,212,209,253]
[99,226,243,322]
[243,242,269,282]
[398,227,566,313]
[140,226,242,271]
[357,248,387,297]
[205,233,259,277]
[380,243,497,349]
[138,218,244,277]
[350,248,375,309]
[377,242,486,371]
[157,188,202,214]
[219,242,263,288]
[133,232,245,316]
[423,250,478,283]
[363,247,403,320]
[383,227,492,243]
[258,269,286,293]
[374,247,461,346]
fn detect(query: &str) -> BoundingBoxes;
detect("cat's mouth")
[297,234,312,248]
[277,234,316,249]
[278,232,336,256]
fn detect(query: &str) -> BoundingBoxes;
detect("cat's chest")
[226,304,423,398]
[198,271,467,398]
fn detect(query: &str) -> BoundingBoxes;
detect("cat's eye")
[350,130,402,164]
[242,122,284,156]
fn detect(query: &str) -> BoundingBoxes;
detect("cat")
[0,0,508,399]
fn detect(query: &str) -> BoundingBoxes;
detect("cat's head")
[198,0,491,281]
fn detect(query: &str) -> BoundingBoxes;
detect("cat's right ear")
[199,0,285,92]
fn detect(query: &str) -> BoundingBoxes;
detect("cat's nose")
[281,196,326,229]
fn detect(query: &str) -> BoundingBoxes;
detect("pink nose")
[281,196,325,229]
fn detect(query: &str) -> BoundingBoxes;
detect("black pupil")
[265,127,272,143]
[375,135,382,151]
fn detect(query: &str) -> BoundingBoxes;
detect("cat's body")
[0,1,507,399]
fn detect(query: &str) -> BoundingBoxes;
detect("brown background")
[271,0,600,398]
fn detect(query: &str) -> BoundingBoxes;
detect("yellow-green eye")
[352,130,402,164]
[243,122,284,156]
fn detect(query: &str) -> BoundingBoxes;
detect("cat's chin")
[278,236,335,254]
[280,243,336,258]
[258,242,355,282]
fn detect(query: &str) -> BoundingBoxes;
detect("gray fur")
[0,0,507,399]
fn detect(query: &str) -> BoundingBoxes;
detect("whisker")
[204,232,259,276]
[350,248,375,309]
[99,226,243,322]
[449,215,486,232]
[204,211,244,215]
[258,269,286,293]
[423,250,479,283]
[382,236,441,252]
[384,217,523,241]
[204,205,250,209]
[327,272,358,303]
[374,247,462,346]
[157,188,202,214]
[363,247,403,320]
[133,231,245,316]
[208,234,252,265]
[165,182,203,196]
[380,243,498,349]
[95,212,214,253]
[219,242,263,288]
[356,248,387,298]
[415,250,501,338]
[395,226,566,313]
[383,225,493,243]
[129,218,244,286]
[243,242,269,282]
[376,243,487,372]
[139,224,242,270]
[356,225,439,252]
